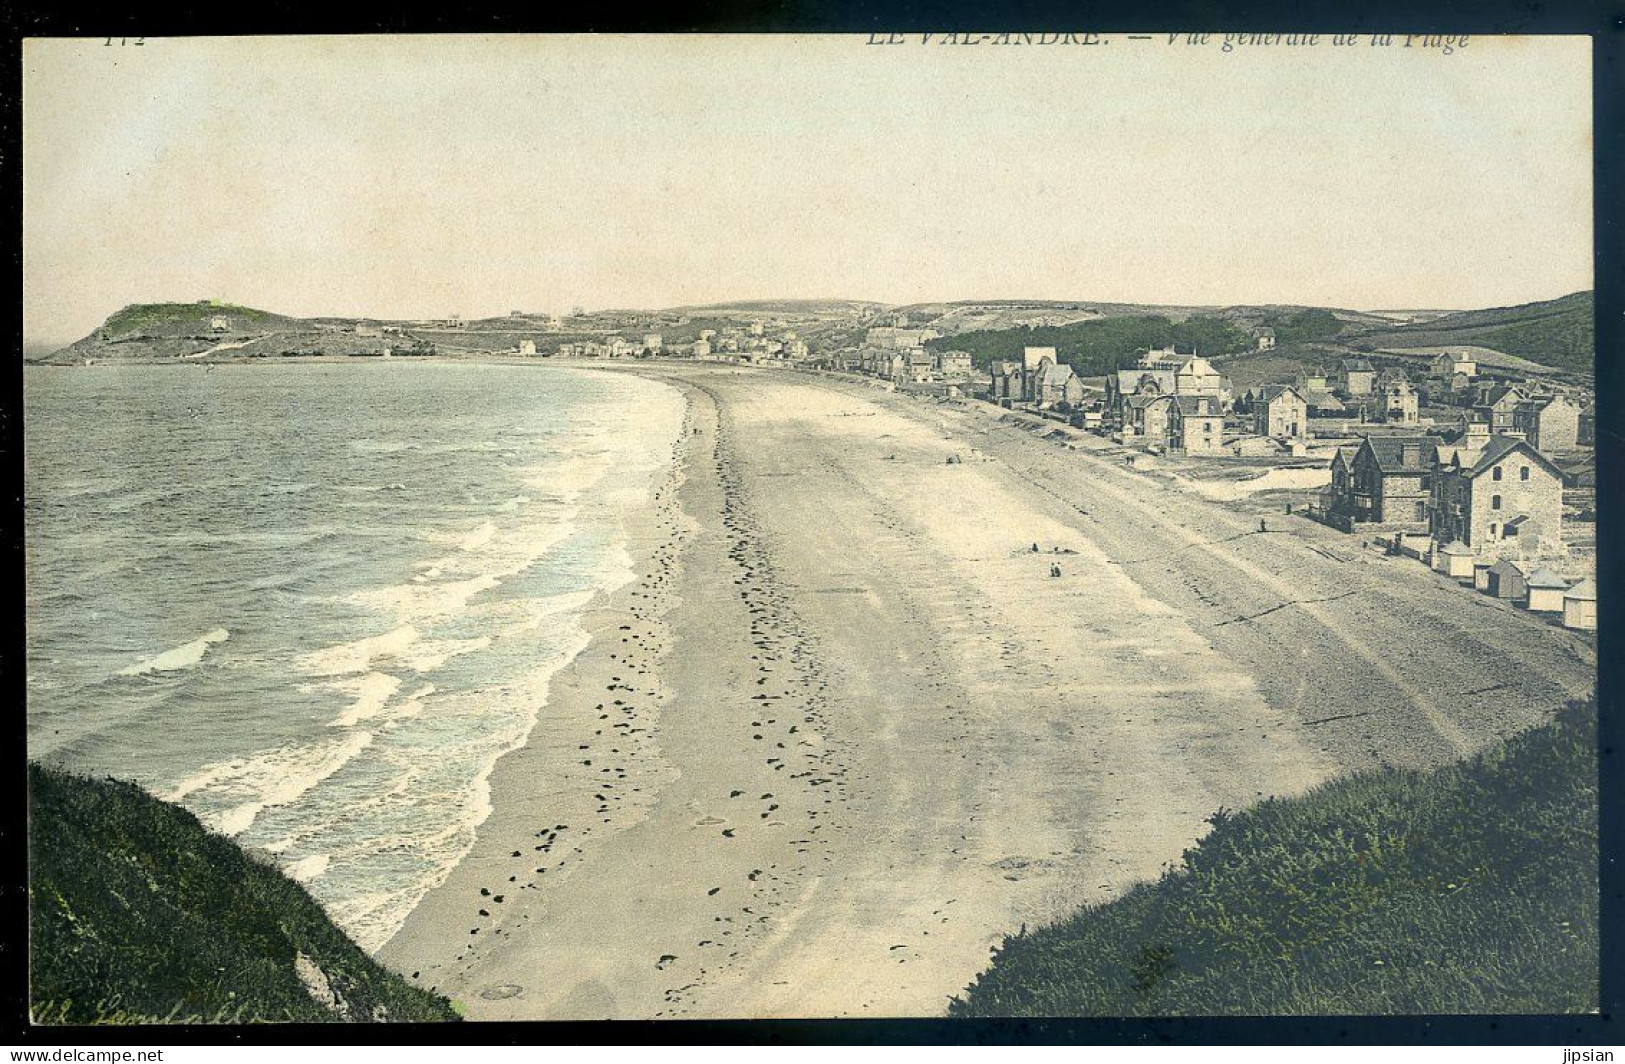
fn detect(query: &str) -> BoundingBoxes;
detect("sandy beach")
[378,363,1596,1020]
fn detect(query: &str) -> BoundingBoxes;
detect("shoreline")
[377,362,1594,1020]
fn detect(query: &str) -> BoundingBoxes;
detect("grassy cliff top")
[29,764,461,1024]
[951,699,1598,1016]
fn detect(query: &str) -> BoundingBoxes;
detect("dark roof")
[1172,395,1222,416]
[1340,358,1374,372]
[1359,435,1438,474]
[1259,384,1303,403]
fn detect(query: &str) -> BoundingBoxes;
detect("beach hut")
[1523,568,1570,613]
[1437,540,1476,580]
[1486,558,1527,601]
[1472,560,1495,593]
[1562,578,1597,631]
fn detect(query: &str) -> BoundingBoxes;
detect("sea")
[24,360,686,952]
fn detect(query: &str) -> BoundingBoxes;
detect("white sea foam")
[199,729,378,836]
[326,671,404,728]
[286,853,331,882]
[298,625,419,677]
[118,628,230,676]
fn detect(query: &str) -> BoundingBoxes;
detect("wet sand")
[380,363,1595,1020]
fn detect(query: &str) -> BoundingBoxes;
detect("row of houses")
[1320,427,1567,561]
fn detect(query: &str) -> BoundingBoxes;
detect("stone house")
[1473,384,1527,433]
[1512,394,1581,454]
[1431,351,1478,379]
[1106,367,1176,422]
[1429,435,1564,559]
[1032,360,1084,409]
[1343,435,1438,528]
[936,350,974,379]
[1383,379,1420,424]
[1125,393,1175,448]
[1255,384,1308,439]
[989,360,1025,402]
[1338,359,1376,397]
[1169,395,1225,455]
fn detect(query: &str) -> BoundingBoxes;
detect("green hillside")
[1349,292,1593,374]
[29,764,461,1024]
[102,302,297,337]
[951,699,1598,1016]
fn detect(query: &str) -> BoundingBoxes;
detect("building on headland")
[1429,435,1564,560]
[1170,394,1225,455]
[1512,393,1581,454]
[1255,384,1308,440]
[1254,328,1276,351]
[692,339,712,358]
[210,316,232,333]
[518,339,537,356]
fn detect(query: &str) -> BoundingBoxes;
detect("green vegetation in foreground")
[951,700,1598,1016]
[925,315,1252,374]
[29,764,460,1024]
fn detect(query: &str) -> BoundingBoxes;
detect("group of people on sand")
[1031,542,1064,578]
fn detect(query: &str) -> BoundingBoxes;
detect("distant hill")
[31,303,436,364]
[29,765,460,1024]
[668,298,886,316]
[951,699,1598,1017]
[1345,292,1593,375]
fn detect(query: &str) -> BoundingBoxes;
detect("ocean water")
[24,360,686,951]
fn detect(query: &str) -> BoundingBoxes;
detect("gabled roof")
[1464,435,1565,481]
[1259,384,1304,403]
[1488,558,1526,576]
[1439,540,1474,555]
[1481,384,1525,407]
[1358,435,1437,474]
[1523,568,1569,589]
[1036,361,1076,384]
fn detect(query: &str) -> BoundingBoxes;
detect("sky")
[22,34,1593,344]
